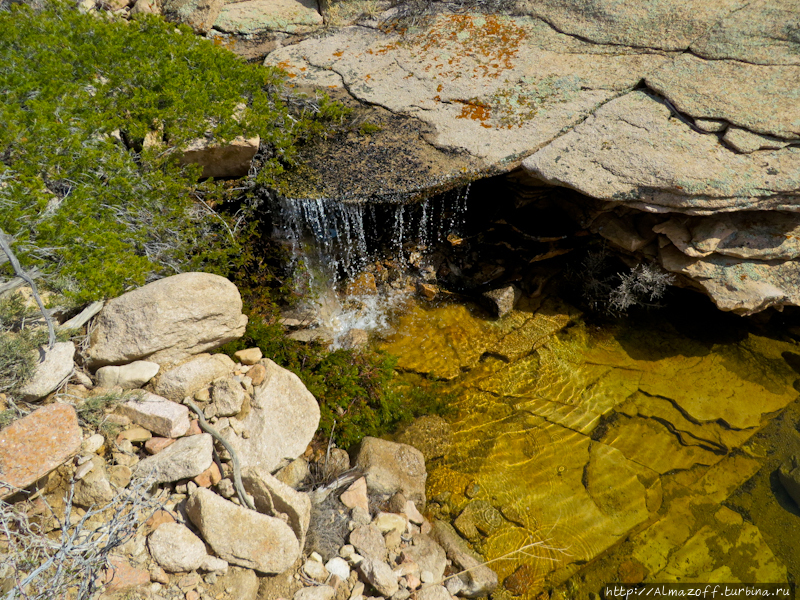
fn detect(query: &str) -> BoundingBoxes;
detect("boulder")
[430,521,498,597]
[241,466,312,549]
[213,0,322,36]
[179,135,260,179]
[154,354,236,401]
[17,342,75,401]
[117,392,190,438]
[211,377,247,417]
[355,437,427,507]
[162,0,223,33]
[133,434,214,485]
[148,522,209,573]
[95,361,160,389]
[218,359,319,473]
[186,488,300,573]
[0,404,82,498]
[86,273,247,368]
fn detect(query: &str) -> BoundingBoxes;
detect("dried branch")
[0,231,55,349]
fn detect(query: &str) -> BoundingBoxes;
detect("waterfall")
[272,187,472,346]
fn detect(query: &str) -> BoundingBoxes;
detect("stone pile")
[0,272,498,600]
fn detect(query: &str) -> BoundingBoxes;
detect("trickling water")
[272,187,472,345]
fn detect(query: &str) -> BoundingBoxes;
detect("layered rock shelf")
[245,0,799,315]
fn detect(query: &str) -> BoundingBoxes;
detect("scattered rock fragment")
[117,391,190,437]
[95,361,160,389]
[154,354,236,401]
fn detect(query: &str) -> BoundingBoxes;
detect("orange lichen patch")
[455,99,492,124]
[274,60,298,78]
[409,14,528,81]
[333,50,344,57]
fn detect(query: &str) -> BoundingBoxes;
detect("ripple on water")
[382,294,800,596]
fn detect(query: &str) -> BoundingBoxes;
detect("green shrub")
[0,2,347,303]
[220,314,453,448]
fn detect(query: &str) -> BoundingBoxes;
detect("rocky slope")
[0,273,498,600]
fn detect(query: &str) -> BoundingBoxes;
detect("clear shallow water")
[378,292,800,598]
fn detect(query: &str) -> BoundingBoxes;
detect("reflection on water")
[379,292,800,598]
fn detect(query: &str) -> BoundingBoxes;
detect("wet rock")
[338,328,368,350]
[219,359,320,473]
[482,285,521,317]
[355,437,427,507]
[117,392,190,438]
[87,273,247,368]
[187,488,300,574]
[148,522,209,573]
[133,433,213,485]
[287,327,335,345]
[179,135,260,179]
[154,354,236,401]
[17,342,75,401]
[396,416,454,462]
[430,521,498,597]
[454,500,505,541]
[211,377,247,417]
[358,558,399,598]
[95,361,160,389]
[0,403,82,498]
[242,465,312,549]
[349,524,387,563]
[777,455,800,508]
[504,564,538,596]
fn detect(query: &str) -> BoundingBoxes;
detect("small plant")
[358,121,383,136]
[0,477,161,600]
[572,248,674,315]
[75,390,141,442]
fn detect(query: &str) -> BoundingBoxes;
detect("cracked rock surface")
[262,0,800,313]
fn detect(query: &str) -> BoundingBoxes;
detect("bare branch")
[0,231,55,349]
